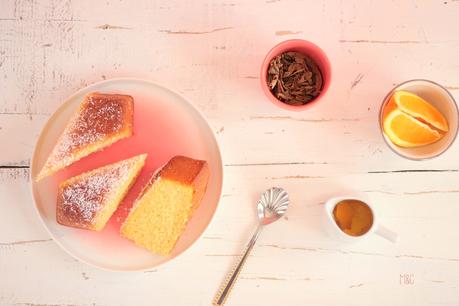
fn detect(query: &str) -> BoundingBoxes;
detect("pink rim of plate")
[260,39,331,111]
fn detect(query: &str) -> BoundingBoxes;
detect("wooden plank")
[0,0,458,114]
[1,0,459,305]
[2,112,459,173]
[0,114,47,166]
[1,165,459,305]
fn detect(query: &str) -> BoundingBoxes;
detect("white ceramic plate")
[30,78,223,271]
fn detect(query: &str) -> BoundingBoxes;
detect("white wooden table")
[1,1,459,305]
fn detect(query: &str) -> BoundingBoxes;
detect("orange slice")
[391,90,449,132]
[383,109,443,147]
[383,90,448,147]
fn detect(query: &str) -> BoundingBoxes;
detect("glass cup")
[379,79,459,160]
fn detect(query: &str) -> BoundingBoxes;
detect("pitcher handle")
[375,224,398,243]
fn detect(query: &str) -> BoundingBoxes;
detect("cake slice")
[57,154,147,231]
[36,92,134,181]
[121,156,210,256]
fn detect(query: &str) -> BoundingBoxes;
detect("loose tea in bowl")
[260,39,331,111]
[267,51,323,106]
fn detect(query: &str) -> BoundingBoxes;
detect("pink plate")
[30,78,223,271]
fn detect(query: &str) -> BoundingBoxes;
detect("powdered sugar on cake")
[53,96,125,163]
[59,160,132,226]
[36,93,134,181]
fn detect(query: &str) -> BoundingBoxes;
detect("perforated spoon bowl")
[213,187,289,306]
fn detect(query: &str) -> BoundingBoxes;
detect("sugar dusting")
[57,96,124,158]
[44,94,128,174]
[59,159,133,227]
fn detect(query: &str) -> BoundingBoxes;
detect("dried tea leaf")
[267,51,323,105]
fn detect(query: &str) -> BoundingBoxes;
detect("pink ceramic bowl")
[260,39,331,111]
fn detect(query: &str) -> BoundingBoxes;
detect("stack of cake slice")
[37,92,210,256]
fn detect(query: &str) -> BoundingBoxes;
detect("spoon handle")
[213,225,263,306]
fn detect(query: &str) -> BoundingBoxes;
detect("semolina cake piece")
[36,92,134,181]
[57,154,147,231]
[121,156,210,256]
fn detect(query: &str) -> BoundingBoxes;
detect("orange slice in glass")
[383,109,443,147]
[383,91,448,147]
[391,90,448,132]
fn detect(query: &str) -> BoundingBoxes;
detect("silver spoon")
[213,187,289,306]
